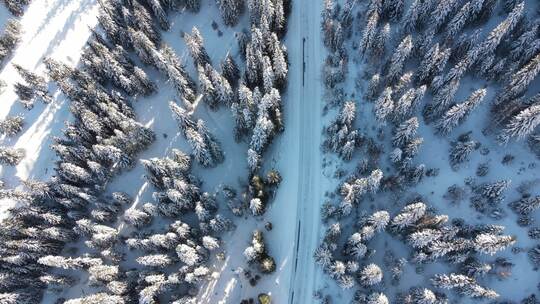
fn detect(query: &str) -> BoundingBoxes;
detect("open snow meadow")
[0,0,540,303]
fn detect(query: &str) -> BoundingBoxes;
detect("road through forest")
[287,0,325,302]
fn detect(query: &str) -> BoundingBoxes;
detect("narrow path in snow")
[288,0,325,302]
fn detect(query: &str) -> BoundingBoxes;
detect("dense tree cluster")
[315,0,538,301]
[324,101,363,161]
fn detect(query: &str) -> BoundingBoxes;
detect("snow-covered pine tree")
[374,87,393,123]
[428,0,460,32]
[474,233,516,255]
[443,1,474,42]
[146,0,170,30]
[272,38,288,89]
[425,78,460,122]
[221,53,240,86]
[0,115,24,136]
[383,0,403,22]
[365,73,381,101]
[449,139,476,169]
[184,27,211,67]
[250,112,275,153]
[0,19,21,63]
[391,202,426,230]
[63,293,124,304]
[500,104,540,143]
[392,117,419,148]
[386,35,413,83]
[495,52,540,107]
[371,23,390,59]
[435,88,486,135]
[358,263,383,286]
[394,86,426,120]
[359,7,379,56]
[0,146,25,165]
[217,0,245,26]
[509,196,540,216]
[431,273,475,289]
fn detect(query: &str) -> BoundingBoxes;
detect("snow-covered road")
[287,0,325,302]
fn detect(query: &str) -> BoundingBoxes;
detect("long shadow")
[37,1,98,65]
[30,0,96,40]
[0,87,70,183]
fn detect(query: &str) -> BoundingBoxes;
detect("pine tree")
[244,147,260,173]
[394,86,426,120]
[147,0,170,30]
[444,1,474,42]
[425,78,460,121]
[0,115,24,136]
[474,233,516,255]
[509,196,540,215]
[221,53,240,86]
[0,146,24,165]
[13,64,51,104]
[0,19,21,63]
[272,39,288,89]
[184,27,211,67]
[387,35,413,83]
[262,55,275,93]
[393,117,419,147]
[359,263,383,286]
[359,9,379,56]
[123,209,151,227]
[391,202,427,230]
[365,73,381,101]
[217,0,245,26]
[431,273,474,289]
[428,0,460,31]
[383,0,403,22]
[401,0,421,34]
[435,88,486,135]
[461,283,499,299]
[314,243,333,268]
[495,53,540,107]
[64,293,124,304]
[366,293,389,304]
[340,169,383,207]
[449,140,476,169]
[250,112,275,153]
[374,87,393,123]
[136,254,173,268]
[501,104,540,142]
